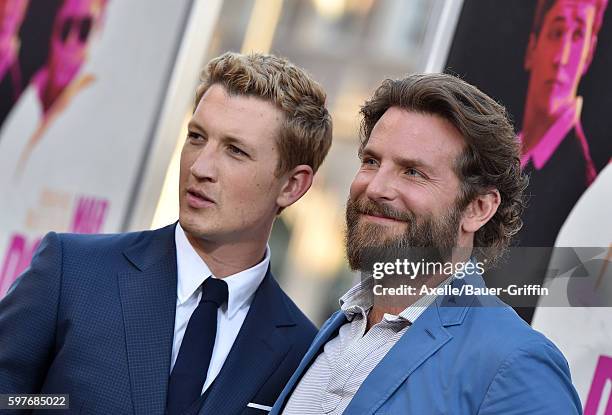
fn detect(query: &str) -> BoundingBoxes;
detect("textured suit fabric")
[272,273,582,415]
[0,224,317,414]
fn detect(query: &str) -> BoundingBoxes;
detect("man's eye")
[362,158,378,167]
[187,132,204,141]
[405,168,424,178]
[548,27,565,40]
[228,145,247,156]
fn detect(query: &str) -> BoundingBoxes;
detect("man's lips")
[185,188,215,208]
[360,212,405,224]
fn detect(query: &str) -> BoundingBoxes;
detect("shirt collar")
[520,98,582,170]
[339,272,455,324]
[339,277,374,319]
[390,275,454,323]
[175,223,270,318]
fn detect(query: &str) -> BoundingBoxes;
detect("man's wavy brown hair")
[359,73,528,264]
[195,52,332,176]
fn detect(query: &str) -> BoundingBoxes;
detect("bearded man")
[271,73,582,415]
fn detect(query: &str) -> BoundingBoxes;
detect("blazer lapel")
[118,224,178,415]
[344,276,478,415]
[271,311,348,414]
[198,270,296,414]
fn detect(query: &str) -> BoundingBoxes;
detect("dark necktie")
[166,277,228,415]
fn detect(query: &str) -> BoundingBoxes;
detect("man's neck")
[522,105,557,154]
[366,272,449,331]
[522,98,578,154]
[184,231,268,278]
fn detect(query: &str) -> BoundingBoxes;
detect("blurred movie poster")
[0,0,193,296]
[446,0,611,410]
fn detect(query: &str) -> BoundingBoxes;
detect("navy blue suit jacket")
[0,224,317,414]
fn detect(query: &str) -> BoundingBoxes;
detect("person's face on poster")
[0,0,28,47]
[525,0,598,117]
[48,0,104,91]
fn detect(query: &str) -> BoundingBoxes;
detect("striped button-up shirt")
[282,276,453,415]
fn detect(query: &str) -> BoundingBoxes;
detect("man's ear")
[276,165,314,211]
[461,189,501,234]
[524,33,537,71]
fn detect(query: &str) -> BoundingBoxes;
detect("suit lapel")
[271,311,348,414]
[343,304,451,414]
[344,276,478,414]
[198,270,296,415]
[118,224,178,415]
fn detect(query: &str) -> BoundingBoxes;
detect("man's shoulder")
[458,299,580,412]
[458,295,566,366]
[36,224,177,279]
[445,274,558,353]
[54,223,174,255]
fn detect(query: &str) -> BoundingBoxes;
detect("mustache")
[348,198,414,222]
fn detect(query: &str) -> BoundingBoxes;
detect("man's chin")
[346,242,453,274]
[547,96,575,117]
[178,214,215,237]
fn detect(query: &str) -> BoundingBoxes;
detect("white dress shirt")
[283,275,454,415]
[171,223,270,394]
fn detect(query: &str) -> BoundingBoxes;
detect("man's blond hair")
[195,52,333,175]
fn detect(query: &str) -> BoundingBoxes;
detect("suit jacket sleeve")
[477,339,583,414]
[0,232,62,393]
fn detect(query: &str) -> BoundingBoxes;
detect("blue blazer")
[0,224,317,414]
[272,274,582,414]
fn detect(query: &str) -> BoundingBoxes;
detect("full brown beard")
[344,197,462,273]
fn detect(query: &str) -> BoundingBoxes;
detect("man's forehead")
[371,107,462,140]
[366,108,466,165]
[548,0,597,21]
[191,85,282,146]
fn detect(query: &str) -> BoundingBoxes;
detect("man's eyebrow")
[186,122,255,153]
[551,16,568,24]
[392,154,435,172]
[187,120,204,132]
[574,16,586,26]
[550,15,587,29]
[360,147,435,172]
[359,147,380,159]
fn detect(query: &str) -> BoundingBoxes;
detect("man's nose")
[365,169,397,202]
[554,33,573,66]
[190,143,218,182]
